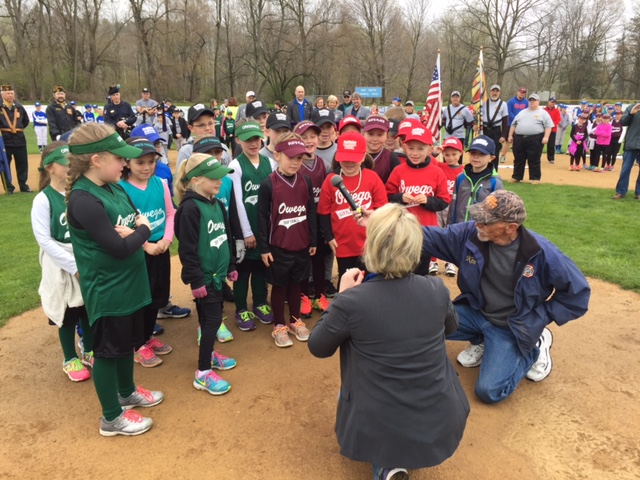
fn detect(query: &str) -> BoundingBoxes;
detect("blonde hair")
[38,141,67,191]
[65,123,116,203]
[327,95,339,107]
[175,153,210,203]
[363,203,422,279]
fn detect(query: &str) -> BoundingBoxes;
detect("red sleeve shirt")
[436,161,464,196]
[318,169,387,258]
[386,161,451,227]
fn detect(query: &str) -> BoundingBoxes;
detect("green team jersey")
[193,198,230,290]
[42,185,70,243]
[237,153,271,260]
[69,176,151,325]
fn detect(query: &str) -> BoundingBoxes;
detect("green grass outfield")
[1,183,638,327]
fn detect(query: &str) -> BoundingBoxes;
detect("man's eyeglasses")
[193,121,216,128]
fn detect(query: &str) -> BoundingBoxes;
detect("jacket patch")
[466,255,477,265]
[523,264,535,277]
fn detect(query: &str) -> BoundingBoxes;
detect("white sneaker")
[526,328,553,381]
[457,343,484,367]
[384,468,409,480]
[428,261,439,275]
[444,263,457,277]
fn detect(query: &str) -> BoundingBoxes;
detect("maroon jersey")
[301,156,327,203]
[268,171,311,251]
[611,119,622,139]
[371,149,399,183]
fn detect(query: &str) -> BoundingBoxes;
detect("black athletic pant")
[195,289,223,371]
[483,126,502,171]
[546,132,557,162]
[607,140,621,167]
[4,145,29,191]
[591,144,605,168]
[512,133,544,181]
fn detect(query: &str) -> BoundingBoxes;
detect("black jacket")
[174,190,237,291]
[46,101,77,141]
[286,99,313,127]
[0,101,29,147]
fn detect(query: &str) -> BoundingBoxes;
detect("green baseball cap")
[69,132,144,158]
[236,121,265,141]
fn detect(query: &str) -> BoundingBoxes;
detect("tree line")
[1,0,638,104]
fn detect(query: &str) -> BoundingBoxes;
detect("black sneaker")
[222,283,235,302]
[324,280,337,298]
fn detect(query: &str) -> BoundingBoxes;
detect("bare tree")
[403,0,430,101]
[457,0,550,85]
[349,0,400,101]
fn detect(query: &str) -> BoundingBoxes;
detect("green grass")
[1,182,638,327]
[508,183,640,292]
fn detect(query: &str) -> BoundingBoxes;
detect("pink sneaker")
[134,345,163,368]
[62,358,91,382]
[146,337,172,355]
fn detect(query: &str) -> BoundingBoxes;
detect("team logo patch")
[466,255,476,265]
[523,264,535,277]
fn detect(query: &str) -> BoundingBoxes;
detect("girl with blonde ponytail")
[65,123,164,437]
[174,153,238,396]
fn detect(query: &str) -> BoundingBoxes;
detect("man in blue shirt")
[286,85,312,128]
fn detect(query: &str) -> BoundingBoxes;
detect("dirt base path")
[1,152,639,479]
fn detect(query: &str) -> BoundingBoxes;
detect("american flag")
[424,54,441,143]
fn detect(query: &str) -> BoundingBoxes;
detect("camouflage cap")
[467,190,526,225]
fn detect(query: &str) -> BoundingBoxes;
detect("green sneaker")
[216,320,234,342]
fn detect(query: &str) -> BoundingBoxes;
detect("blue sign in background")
[355,87,383,98]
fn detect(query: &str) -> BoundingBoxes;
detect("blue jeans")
[447,304,539,404]
[615,149,640,196]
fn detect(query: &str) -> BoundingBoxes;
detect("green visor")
[43,145,70,167]
[186,157,234,180]
[69,132,144,158]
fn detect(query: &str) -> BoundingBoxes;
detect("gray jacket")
[621,105,640,151]
[308,274,469,469]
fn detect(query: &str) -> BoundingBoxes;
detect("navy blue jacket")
[421,222,590,355]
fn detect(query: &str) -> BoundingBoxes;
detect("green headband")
[69,132,144,158]
[41,145,70,169]
[185,157,234,181]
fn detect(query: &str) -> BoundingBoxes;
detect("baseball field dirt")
[0,153,638,479]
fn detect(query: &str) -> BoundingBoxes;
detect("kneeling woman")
[308,203,469,480]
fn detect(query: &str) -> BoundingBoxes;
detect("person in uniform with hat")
[46,85,76,142]
[83,104,95,123]
[481,85,509,168]
[103,84,136,139]
[442,91,475,147]
[0,84,31,193]
[32,102,49,152]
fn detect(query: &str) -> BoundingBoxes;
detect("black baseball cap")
[193,135,224,154]
[310,108,335,127]
[187,103,216,125]
[343,90,351,97]
[266,112,291,130]
[245,100,269,119]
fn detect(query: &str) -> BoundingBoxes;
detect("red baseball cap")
[395,118,423,138]
[336,131,367,162]
[403,126,433,146]
[338,115,362,133]
[441,136,463,152]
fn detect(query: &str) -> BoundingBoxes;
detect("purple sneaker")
[234,309,257,331]
[253,303,274,324]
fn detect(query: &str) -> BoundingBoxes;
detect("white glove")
[235,239,246,263]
